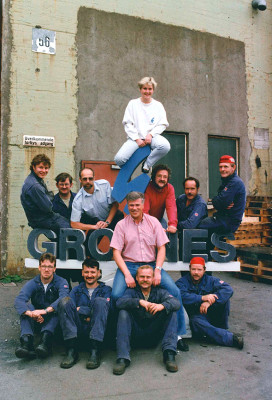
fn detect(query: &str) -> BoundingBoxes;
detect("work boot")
[163,350,178,373]
[15,335,36,359]
[86,339,100,369]
[113,358,130,375]
[177,338,189,352]
[36,331,53,358]
[60,338,78,369]
[233,334,244,350]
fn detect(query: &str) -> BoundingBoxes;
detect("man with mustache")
[143,164,178,233]
[175,257,244,349]
[70,167,123,234]
[57,258,111,369]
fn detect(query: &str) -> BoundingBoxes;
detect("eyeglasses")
[40,265,55,269]
[81,177,93,181]
[58,183,70,187]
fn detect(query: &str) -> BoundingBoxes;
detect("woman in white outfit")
[114,77,170,173]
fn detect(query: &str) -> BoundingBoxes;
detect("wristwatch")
[105,221,110,225]
[155,266,162,271]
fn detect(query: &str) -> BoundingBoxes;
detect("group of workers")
[15,76,246,374]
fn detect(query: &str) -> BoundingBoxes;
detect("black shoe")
[60,348,78,369]
[177,338,189,352]
[141,162,150,174]
[233,334,244,350]
[86,349,100,369]
[15,335,36,359]
[163,350,178,373]
[113,358,130,375]
[36,331,53,358]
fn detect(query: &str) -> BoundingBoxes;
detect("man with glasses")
[70,168,123,234]
[52,172,76,220]
[14,253,69,360]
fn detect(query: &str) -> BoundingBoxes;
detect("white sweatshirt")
[122,98,169,141]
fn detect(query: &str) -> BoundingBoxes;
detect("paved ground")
[0,272,271,400]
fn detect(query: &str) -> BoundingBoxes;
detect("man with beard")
[70,168,123,233]
[143,164,177,233]
[57,258,112,369]
[175,257,244,349]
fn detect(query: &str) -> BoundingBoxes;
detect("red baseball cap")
[190,257,205,266]
[219,155,235,164]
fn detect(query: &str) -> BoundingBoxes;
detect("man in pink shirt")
[143,164,177,233]
[110,191,186,340]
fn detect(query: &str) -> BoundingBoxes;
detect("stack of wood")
[227,196,272,283]
[228,196,272,248]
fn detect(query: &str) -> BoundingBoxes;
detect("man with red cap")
[175,257,244,349]
[198,155,246,233]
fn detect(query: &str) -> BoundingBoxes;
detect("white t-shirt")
[122,98,169,141]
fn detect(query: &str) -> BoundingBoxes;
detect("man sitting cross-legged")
[57,258,111,369]
[113,265,181,375]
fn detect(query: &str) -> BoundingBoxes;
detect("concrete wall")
[76,8,248,198]
[1,0,272,273]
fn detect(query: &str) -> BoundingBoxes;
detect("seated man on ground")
[143,164,177,233]
[70,167,123,235]
[175,257,244,349]
[21,154,70,231]
[110,191,188,351]
[198,155,246,234]
[114,76,170,174]
[14,253,69,360]
[57,258,112,369]
[113,265,180,375]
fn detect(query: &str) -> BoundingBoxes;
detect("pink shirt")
[110,214,169,262]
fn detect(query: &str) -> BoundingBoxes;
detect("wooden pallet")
[237,256,272,283]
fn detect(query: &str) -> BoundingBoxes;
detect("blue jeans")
[114,136,170,168]
[20,304,58,337]
[116,309,177,360]
[112,262,186,335]
[57,297,110,342]
[189,301,233,346]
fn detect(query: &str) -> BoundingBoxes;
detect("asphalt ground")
[0,271,271,400]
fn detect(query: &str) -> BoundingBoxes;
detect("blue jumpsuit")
[57,281,112,343]
[14,274,69,337]
[21,171,70,230]
[52,191,76,220]
[176,194,208,230]
[176,274,235,347]
[198,171,246,233]
[116,285,180,360]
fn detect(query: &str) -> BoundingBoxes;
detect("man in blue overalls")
[198,155,246,234]
[57,258,112,369]
[14,253,69,359]
[176,257,243,349]
[113,265,181,375]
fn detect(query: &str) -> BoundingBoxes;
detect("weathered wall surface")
[76,8,248,198]
[1,0,272,273]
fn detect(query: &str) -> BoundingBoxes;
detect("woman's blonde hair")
[138,76,157,90]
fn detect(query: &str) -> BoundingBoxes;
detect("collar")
[128,213,144,225]
[82,181,99,197]
[221,171,237,183]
